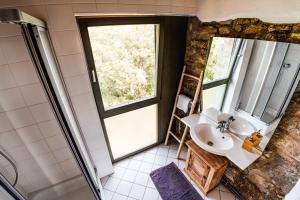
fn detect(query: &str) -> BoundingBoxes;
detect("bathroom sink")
[217,113,256,136]
[190,123,234,156]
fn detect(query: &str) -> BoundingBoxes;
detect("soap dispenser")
[242,130,263,153]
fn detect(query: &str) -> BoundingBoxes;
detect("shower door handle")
[91,69,97,83]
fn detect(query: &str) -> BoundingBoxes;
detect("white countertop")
[182,113,261,170]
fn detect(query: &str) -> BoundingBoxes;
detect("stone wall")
[184,17,300,200]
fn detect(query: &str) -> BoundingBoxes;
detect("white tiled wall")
[0,0,198,194]
[0,24,81,197]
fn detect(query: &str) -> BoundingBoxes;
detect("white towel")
[177,94,191,113]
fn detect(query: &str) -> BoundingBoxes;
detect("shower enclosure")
[237,40,300,124]
[0,9,102,200]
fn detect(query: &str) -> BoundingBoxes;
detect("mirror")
[202,37,300,144]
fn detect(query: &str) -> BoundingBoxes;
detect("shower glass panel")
[0,24,95,200]
[260,44,300,123]
[238,40,300,124]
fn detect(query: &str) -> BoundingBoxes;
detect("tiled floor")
[101,143,238,200]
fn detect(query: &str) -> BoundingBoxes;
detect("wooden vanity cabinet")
[185,140,228,194]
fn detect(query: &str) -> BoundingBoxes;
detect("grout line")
[218,187,222,200]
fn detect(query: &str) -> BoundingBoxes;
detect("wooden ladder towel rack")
[164,65,203,159]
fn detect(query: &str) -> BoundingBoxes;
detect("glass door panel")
[83,20,161,161]
[104,104,157,159]
[88,24,158,110]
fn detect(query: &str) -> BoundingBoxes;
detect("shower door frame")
[0,9,102,200]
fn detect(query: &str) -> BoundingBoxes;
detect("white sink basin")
[217,113,256,136]
[191,123,234,156]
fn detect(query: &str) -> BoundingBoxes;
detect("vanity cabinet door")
[188,151,210,186]
[185,140,228,194]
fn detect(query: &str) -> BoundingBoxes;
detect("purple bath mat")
[150,162,203,200]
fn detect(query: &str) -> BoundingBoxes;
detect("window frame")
[77,16,165,162]
[77,17,163,119]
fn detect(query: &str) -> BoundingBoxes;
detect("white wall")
[197,0,300,23]
[0,0,198,189]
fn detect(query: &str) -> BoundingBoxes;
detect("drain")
[207,141,214,146]
[222,136,225,139]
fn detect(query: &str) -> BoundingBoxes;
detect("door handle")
[91,69,97,83]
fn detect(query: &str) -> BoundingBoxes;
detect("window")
[88,24,158,110]
[203,37,242,110]
[79,17,163,161]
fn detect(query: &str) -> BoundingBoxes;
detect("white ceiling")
[197,0,300,24]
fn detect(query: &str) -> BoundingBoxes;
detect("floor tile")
[205,187,220,200]
[152,164,163,171]
[111,166,126,179]
[167,148,177,158]
[154,155,167,165]
[115,159,130,168]
[146,177,155,189]
[220,190,236,200]
[104,189,114,200]
[219,184,230,192]
[166,157,179,166]
[178,160,186,169]
[104,177,121,192]
[134,172,149,186]
[112,193,127,200]
[132,153,145,161]
[169,143,178,150]
[156,146,169,156]
[145,147,157,155]
[143,153,155,163]
[129,184,146,200]
[122,169,138,182]
[128,159,142,171]
[143,187,159,200]
[116,180,133,196]
[139,162,153,174]
[101,176,109,185]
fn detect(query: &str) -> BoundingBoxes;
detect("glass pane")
[88,25,158,110]
[104,105,157,159]
[204,37,236,83]
[203,85,226,110]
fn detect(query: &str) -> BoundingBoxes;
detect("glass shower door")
[260,44,300,123]
[0,23,97,200]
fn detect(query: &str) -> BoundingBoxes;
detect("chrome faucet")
[216,116,235,133]
[225,116,235,129]
[216,121,227,133]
